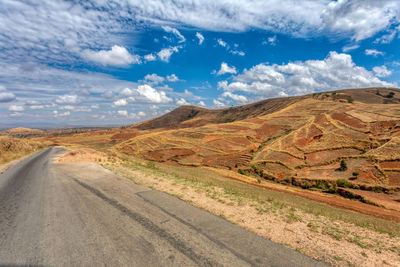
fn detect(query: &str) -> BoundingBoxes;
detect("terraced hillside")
[116,88,400,188]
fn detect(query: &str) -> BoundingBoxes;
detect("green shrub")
[337,179,352,188]
[352,171,359,177]
[347,98,354,103]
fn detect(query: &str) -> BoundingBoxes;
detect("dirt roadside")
[55,148,400,266]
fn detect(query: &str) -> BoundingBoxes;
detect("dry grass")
[0,136,49,165]
[103,155,400,267]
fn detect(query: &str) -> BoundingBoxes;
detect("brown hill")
[133,87,400,130]
[116,87,400,189]
[4,127,43,135]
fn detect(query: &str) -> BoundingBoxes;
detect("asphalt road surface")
[0,147,325,266]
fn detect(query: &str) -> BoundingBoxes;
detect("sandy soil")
[54,148,109,163]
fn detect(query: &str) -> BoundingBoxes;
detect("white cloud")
[157,46,179,62]
[365,49,384,57]
[0,92,16,103]
[221,92,248,103]
[162,26,186,43]
[30,105,44,110]
[137,84,172,103]
[374,27,399,44]
[113,99,128,106]
[120,88,135,97]
[138,111,146,117]
[217,38,227,47]
[55,111,70,117]
[91,104,100,109]
[198,101,206,107]
[0,85,16,103]
[83,45,140,66]
[263,35,277,46]
[55,94,81,105]
[213,99,226,108]
[1,0,399,75]
[166,74,179,82]
[61,105,75,110]
[196,32,205,45]
[230,50,245,56]
[176,98,190,106]
[217,62,237,76]
[144,54,157,61]
[8,105,24,112]
[321,0,400,41]
[144,74,165,84]
[342,44,360,52]
[373,66,392,77]
[117,110,128,116]
[219,51,395,98]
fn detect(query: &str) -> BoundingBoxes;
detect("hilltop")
[132,87,400,130]
[3,127,44,136]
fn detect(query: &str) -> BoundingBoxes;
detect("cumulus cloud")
[120,88,135,97]
[373,66,392,77]
[162,26,186,43]
[1,0,399,73]
[144,54,157,61]
[198,101,206,107]
[83,45,140,66]
[102,91,114,99]
[137,84,172,103]
[56,94,81,105]
[8,105,24,112]
[157,46,179,62]
[218,51,395,98]
[0,92,16,103]
[0,85,16,103]
[217,62,237,76]
[166,74,179,82]
[117,110,128,116]
[221,92,248,103]
[113,99,128,106]
[196,32,204,45]
[176,98,190,106]
[213,99,226,108]
[144,74,165,84]
[365,49,384,57]
[321,0,400,41]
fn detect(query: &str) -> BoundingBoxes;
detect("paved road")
[0,147,325,266]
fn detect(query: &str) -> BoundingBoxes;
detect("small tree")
[352,171,359,177]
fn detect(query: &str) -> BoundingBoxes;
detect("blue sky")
[0,0,399,127]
